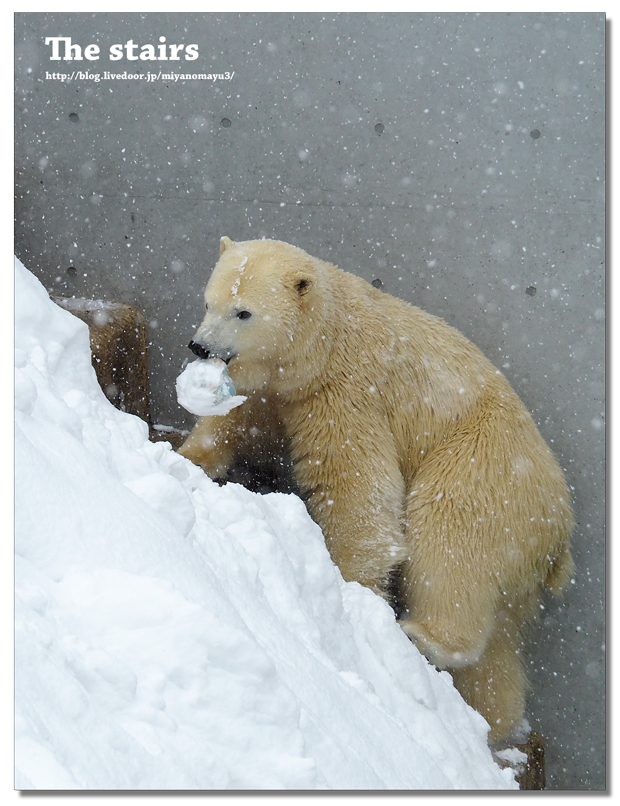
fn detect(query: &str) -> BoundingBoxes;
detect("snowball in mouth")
[176,358,247,416]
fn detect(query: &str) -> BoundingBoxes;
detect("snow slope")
[14,256,517,791]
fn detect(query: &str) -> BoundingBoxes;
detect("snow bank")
[14,256,517,791]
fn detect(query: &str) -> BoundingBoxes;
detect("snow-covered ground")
[14,256,518,791]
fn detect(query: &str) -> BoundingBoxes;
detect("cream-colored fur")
[180,237,573,742]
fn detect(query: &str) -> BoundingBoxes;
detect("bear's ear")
[295,278,312,297]
[284,263,315,299]
[220,236,234,255]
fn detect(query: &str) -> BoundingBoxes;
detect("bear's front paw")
[399,619,485,670]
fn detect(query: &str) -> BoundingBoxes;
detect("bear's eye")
[236,310,252,320]
[205,302,209,311]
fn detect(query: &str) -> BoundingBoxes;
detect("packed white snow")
[14,256,518,791]
[176,358,246,416]
[494,747,528,769]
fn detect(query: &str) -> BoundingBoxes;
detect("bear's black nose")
[188,340,210,360]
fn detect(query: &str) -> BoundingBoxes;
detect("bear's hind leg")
[450,608,528,744]
[398,571,498,671]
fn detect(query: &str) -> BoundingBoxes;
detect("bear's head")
[189,237,331,395]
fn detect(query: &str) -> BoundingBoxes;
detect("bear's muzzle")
[188,339,234,364]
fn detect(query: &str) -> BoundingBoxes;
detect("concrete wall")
[14,12,605,790]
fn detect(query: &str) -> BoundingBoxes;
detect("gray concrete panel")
[15,12,605,790]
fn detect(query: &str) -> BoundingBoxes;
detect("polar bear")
[179,236,573,742]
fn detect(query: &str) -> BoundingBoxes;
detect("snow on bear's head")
[189,237,330,394]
